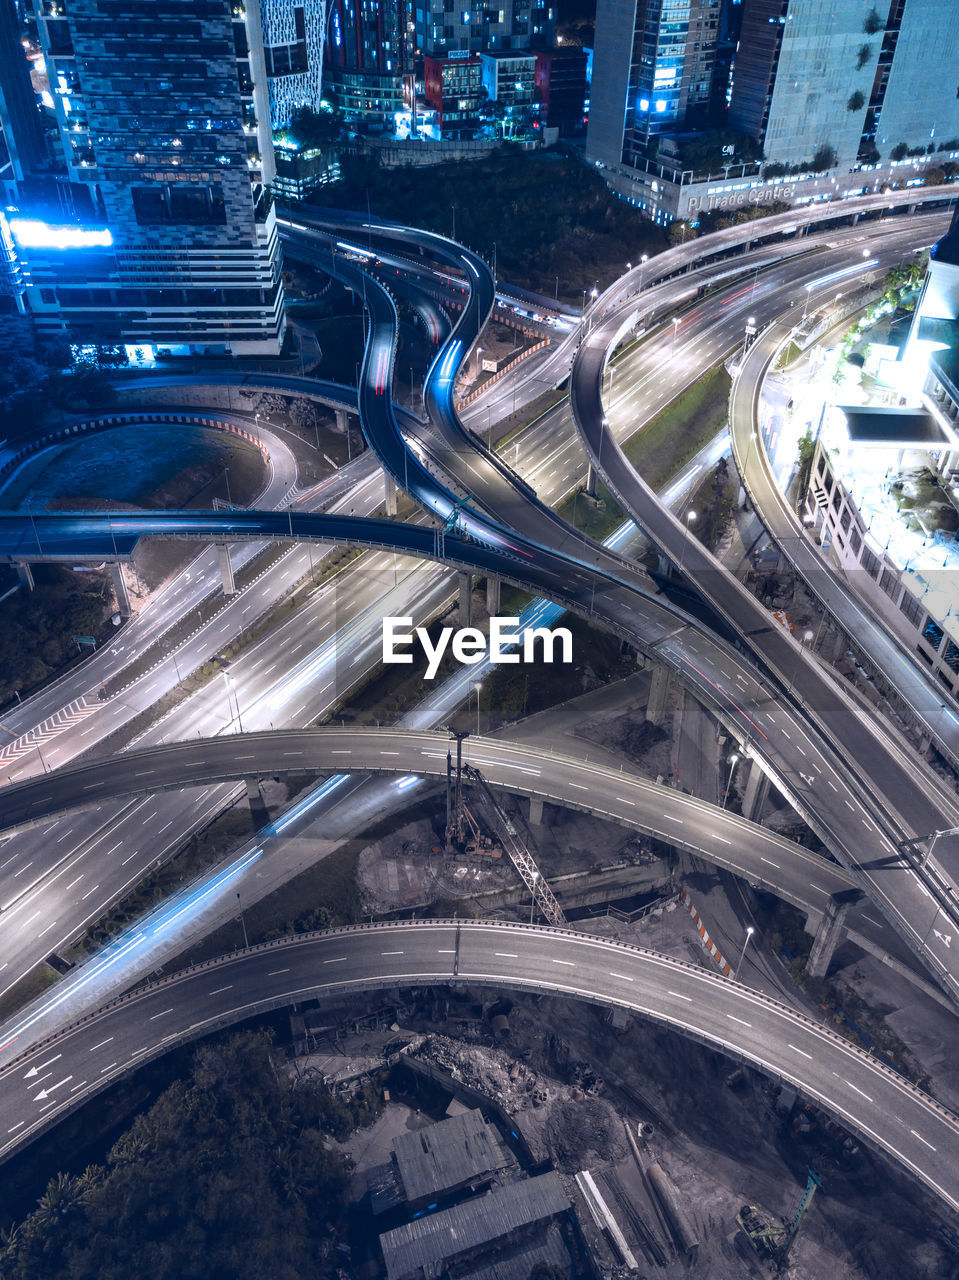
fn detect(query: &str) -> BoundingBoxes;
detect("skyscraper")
[728,0,959,170]
[10,0,286,355]
[587,0,722,174]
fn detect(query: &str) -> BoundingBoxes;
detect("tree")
[890,142,909,161]
[847,90,866,111]
[810,143,838,172]
[856,43,872,69]
[796,431,815,507]
[863,7,883,32]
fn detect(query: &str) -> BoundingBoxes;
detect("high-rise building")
[728,0,959,170]
[423,55,485,137]
[7,0,286,355]
[324,0,412,127]
[534,47,588,136]
[258,0,327,131]
[414,0,554,59]
[587,0,722,174]
[0,0,44,205]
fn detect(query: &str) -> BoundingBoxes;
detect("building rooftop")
[458,1222,572,1280]
[393,1108,514,1205]
[836,404,952,447]
[379,1171,570,1280]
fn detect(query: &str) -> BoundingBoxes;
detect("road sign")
[74,636,96,646]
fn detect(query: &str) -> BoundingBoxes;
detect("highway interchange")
[2,188,959,1209]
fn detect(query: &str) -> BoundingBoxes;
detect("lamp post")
[220,668,243,734]
[740,316,757,365]
[236,892,249,949]
[678,509,697,573]
[639,252,648,290]
[529,870,540,924]
[722,753,740,809]
[671,315,680,353]
[734,925,755,981]
[473,681,482,736]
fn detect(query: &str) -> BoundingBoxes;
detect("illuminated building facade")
[415,0,554,58]
[10,0,285,354]
[587,0,722,171]
[423,55,484,137]
[728,0,959,170]
[259,0,327,131]
[323,0,412,126]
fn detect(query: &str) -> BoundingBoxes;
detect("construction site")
[270,660,959,1280]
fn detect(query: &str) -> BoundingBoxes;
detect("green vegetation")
[622,363,732,492]
[0,565,109,706]
[483,614,634,722]
[0,962,59,1026]
[306,149,666,299]
[688,457,737,551]
[847,90,866,112]
[0,1030,381,1280]
[70,806,258,960]
[0,342,126,436]
[795,431,815,509]
[677,128,763,174]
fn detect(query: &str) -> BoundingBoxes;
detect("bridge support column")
[216,543,236,596]
[245,776,268,827]
[384,474,398,517]
[459,573,472,626]
[111,561,131,617]
[335,409,350,434]
[529,795,543,825]
[828,627,847,664]
[486,575,501,615]
[585,463,598,497]
[806,890,862,978]
[741,758,769,822]
[646,664,669,726]
[15,562,34,591]
[657,551,672,577]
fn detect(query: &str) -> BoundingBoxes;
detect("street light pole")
[722,753,739,809]
[529,870,540,924]
[671,315,680,353]
[221,669,243,734]
[237,892,249,949]
[473,681,481,736]
[734,925,755,981]
[678,510,697,574]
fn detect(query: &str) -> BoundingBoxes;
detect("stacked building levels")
[802,208,959,699]
[0,0,340,354]
[587,0,959,221]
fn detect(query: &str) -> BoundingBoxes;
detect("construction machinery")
[736,1169,821,1268]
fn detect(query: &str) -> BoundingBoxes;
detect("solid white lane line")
[788,1044,812,1059]
[727,1014,752,1027]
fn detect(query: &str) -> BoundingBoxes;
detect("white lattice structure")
[259,0,326,130]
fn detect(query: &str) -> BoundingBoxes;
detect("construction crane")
[736,1169,821,1268]
[463,764,567,928]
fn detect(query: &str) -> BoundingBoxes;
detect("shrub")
[856,42,871,69]
[847,90,866,112]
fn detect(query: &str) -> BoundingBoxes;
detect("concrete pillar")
[384,473,398,517]
[657,551,672,577]
[529,795,543,825]
[216,543,236,596]
[15,562,34,590]
[245,776,268,827]
[335,408,350,434]
[486,574,501,615]
[806,890,862,978]
[111,561,131,617]
[459,572,472,626]
[741,757,769,822]
[585,463,598,497]
[829,627,846,664]
[646,663,669,726]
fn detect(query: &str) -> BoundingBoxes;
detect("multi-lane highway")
[2,189,959,1191]
[2,921,958,1215]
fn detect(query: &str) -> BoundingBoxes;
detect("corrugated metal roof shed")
[458,1221,572,1280]
[394,1108,512,1204]
[380,1172,570,1280]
